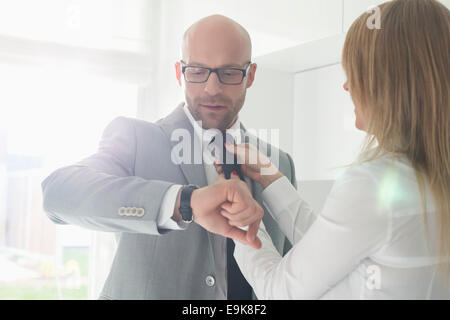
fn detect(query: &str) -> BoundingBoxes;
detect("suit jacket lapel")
[239,122,262,200]
[239,123,274,230]
[158,103,208,187]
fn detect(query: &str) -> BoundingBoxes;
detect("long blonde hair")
[342,0,450,273]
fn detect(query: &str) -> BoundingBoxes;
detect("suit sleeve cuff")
[157,184,188,230]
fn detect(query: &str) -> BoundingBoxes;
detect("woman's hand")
[215,142,284,189]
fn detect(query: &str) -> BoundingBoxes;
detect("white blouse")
[234,154,450,299]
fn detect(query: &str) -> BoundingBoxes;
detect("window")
[0,63,138,299]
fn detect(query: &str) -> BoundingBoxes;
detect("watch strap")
[179,184,199,223]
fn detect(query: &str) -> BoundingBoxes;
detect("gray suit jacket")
[41,103,297,299]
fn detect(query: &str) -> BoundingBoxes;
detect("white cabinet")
[240,68,294,155]
[293,63,366,181]
[249,33,366,181]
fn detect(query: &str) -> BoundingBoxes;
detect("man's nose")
[204,71,223,95]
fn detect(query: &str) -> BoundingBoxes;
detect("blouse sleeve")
[261,176,317,245]
[234,166,390,299]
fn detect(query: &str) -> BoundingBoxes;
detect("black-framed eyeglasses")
[180,61,251,85]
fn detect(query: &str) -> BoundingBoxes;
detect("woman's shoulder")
[336,152,428,213]
[338,151,413,180]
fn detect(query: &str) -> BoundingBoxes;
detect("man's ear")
[175,62,182,87]
[246,63,257,88]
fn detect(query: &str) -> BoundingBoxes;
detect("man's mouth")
[200,104,226,111]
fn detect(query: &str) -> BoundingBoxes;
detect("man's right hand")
[187,173,263,249]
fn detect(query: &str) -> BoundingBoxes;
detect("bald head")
[181,15,252,63]
[176,15,257,132]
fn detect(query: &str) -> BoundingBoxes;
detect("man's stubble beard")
[186,90,247,132]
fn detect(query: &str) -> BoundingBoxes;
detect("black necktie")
[219,132,246,181]
[211,132,253,300]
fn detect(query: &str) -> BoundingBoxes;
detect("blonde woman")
[216,0,450,299]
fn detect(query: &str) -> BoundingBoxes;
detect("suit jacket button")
[205,275,215,287]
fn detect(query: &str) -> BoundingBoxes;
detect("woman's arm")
[261,175,317,245]
[233,166,390,299]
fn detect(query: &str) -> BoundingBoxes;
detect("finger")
[215,165,223,174]
[224,141,238,154]
[221,202,233,213]
[242,204,264,231]
[227,226,261,250]
[226,142,246,164]
[232,215,261,228]
[226,214,261,230]
[226,224,261,250]
[221,209,246,223]
[221,208,257,225]
[225,142,249,163]
[221,198,249,215]
[248,235,262,250]
[221,197,250,212]
[214,159,224,175]
[246,219,260,243]
[226,226,250,246]
[230,170,240,180]
[221,205,248,219]
[215,173,226,184]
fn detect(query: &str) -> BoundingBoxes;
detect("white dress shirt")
[234,153,450,299]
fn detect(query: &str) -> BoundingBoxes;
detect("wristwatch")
[179,184,199,223]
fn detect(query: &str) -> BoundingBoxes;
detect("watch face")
[183,217,193,224]
[179,206,193,223]
[181,213,193,223]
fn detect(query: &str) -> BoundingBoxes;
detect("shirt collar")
[182,103,242,146]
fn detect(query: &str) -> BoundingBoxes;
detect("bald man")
[42,15,298,300]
